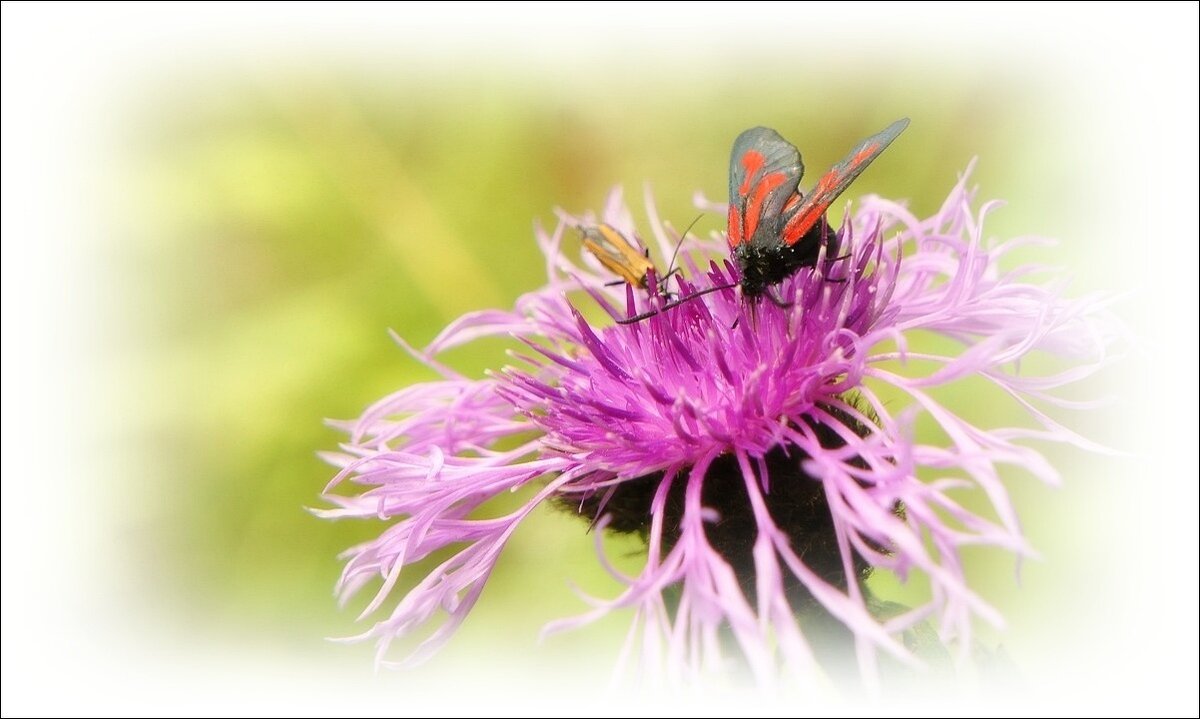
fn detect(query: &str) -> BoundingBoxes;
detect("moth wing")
[781,118,909,245]
[727,127,805,247]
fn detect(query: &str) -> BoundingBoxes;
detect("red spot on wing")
[783,193,802,213]
[780,125,906,246]
[851,142,879,168]
[814,168,840,196]
[727,205,743,247]
[743,172,787,240]
[783,207,824,245]
[738,150,765,197]
[785,165,848,243]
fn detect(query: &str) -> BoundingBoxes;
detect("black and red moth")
[727,118,909,298]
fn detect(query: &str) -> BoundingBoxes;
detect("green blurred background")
[104,55,1118,679]
[8,5,1197,714]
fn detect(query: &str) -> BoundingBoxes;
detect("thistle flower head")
[318,167,1114,687]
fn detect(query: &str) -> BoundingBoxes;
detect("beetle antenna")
[662,213,703,286]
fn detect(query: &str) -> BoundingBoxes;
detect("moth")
[727,118,910,299]
[603,118,910,324]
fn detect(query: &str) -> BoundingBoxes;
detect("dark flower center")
[555,404,875,608]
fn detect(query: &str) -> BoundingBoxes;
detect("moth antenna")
[615,280,739,325]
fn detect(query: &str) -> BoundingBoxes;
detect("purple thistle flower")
[317,165,1114,687]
